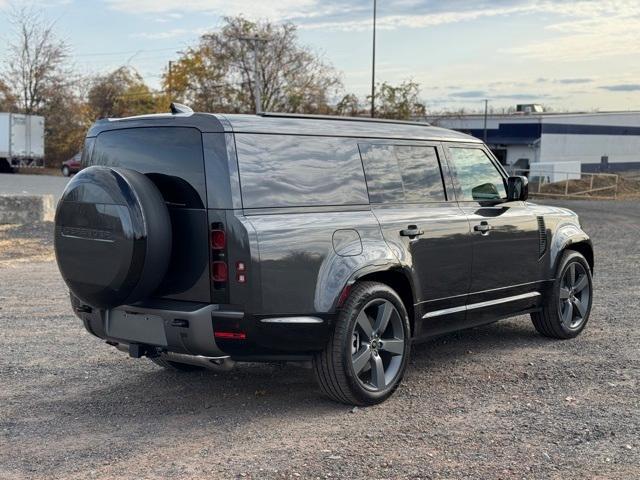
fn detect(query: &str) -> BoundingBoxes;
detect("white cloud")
[131,28,190,40]
[502,1,640,61]
[106,0,318,21]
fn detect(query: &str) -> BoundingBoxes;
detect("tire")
[532,250,593,339]
[61,165,70,177]
[151,357,203,372]
[54,166,172,309]
[313,281,411,406]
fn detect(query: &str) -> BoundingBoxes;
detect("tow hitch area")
[128,343,161,359]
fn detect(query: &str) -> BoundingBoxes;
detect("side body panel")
[245,209,395,315]
[441,143,547,325]
[372,203,472,336]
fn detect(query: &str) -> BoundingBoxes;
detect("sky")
[1,0,639,112]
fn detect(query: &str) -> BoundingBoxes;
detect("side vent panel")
[537,216,547,258]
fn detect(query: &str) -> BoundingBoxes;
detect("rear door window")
[235,134,369,208]
[447,147,506,201]
[359,144,447,203]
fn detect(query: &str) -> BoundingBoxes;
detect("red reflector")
[214,331,246,340]
[211,230,226,250]
[337,284,352,307]
[212,261,228,282]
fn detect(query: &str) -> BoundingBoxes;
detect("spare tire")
[54,166,172,309]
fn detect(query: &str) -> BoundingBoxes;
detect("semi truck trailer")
[0,113,45,173]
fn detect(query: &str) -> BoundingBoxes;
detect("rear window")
[235,134,369,208]
[359,144,446,203]
[91,127,206,209]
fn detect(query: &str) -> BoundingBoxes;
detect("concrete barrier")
[0,195,55,224]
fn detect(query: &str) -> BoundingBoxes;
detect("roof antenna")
[170,102,193,115]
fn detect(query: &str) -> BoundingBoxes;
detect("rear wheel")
[313,281,411,405]
[61,165,70,177]
[532,250,593,339]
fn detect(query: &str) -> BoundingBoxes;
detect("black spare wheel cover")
[54,166,172,309]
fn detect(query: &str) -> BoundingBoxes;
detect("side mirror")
[471,182,501,200]
[507,176,529,201]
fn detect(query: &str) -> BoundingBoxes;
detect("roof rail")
[259,112,430,127]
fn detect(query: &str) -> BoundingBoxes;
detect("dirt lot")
[0,200,638,480]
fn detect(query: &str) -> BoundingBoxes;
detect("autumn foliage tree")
[0,80,17,111]
[370,80,426,120]
[164,17,342,114]
[88,67,156,119]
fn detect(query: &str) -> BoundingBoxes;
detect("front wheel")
[61,165,70,177]
[532,250,593,339]
[313,281,411,405]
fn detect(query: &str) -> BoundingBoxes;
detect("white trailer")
[0,113,45,172]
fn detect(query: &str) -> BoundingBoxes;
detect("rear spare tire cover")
[54,166,172,309]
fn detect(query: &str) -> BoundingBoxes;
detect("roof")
[216,113,480,143]
[88,111,480,143]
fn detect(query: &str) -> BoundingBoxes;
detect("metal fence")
[509,168,619,200]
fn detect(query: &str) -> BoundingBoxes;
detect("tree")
[88,67,156,119]
[163,16,342,113]
[0,80,17,111]
[335,93,361,116]
[3,7,69,114]
[39,78,90,166]
[369,80,426,120]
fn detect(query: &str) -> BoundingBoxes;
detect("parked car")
[61,152,82,176]
[53,107,594,405]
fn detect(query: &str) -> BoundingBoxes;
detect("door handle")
[474,221,492,235]
[400,225,424,238]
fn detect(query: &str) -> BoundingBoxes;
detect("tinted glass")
[448,147,506,201]
[236,134,369,208]
[91,127,205,208]
[360,144,446,203]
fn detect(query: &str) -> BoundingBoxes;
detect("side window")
[359,144,446,203]
[447,147,506,201]
[236,134,369,208]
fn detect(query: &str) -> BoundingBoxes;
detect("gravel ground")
[0,200,638,480]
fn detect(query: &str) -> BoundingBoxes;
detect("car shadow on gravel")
[42,317,549,421]
[411,317,551,362]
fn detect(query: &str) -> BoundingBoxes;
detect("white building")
[429,107,640,173]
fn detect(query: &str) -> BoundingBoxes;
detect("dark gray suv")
[54,108,594,405]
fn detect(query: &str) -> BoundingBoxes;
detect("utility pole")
[371,0,377,118]
[238,34,268,114]
[168,60,173,99]
[483,99,489,142]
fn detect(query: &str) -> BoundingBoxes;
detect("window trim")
[442,143,509,204]
[358,141,451,204]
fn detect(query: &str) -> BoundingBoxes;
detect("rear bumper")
[72,295,333,359]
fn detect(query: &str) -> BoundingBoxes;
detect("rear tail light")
[210,223,228,288]
[210,229,226,250]
[212,261,228,282]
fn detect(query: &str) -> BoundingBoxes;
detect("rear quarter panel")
[245,209,397,315]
